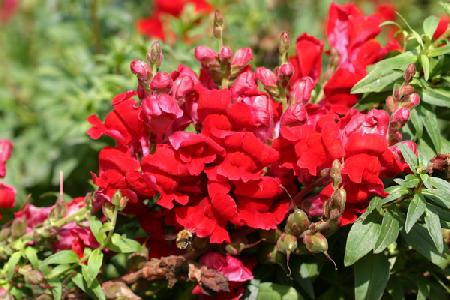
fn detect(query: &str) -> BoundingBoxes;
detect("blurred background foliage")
[0,0,446,212]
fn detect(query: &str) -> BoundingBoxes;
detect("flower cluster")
[0,140,15,219]
[87,2,420,297]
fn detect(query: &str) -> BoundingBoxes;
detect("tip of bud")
[404,63,416,82]
[213,10,224,39]
[148,41,163,69]
[303,232,328,253]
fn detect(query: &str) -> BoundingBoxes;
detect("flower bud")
[150,71,173,91]
[404,92,420,109]
[279,32,290,63]
[278,63,294,78]
[194,46,218,68]
[231,48,253,72]
[392,107,410,124]
[0,227,10,241]
[49,199,67,221]
[427,153,450,179]
[290,77,314,104]
[11,217,26,238]
[130,59,150,81]
[102,281,141,300]
[256,67,277,88]
[404,63,416,82]
[386,95,397,112]
[219,46,233,62]
[330,159,342,188]
[285,209,310,237]
[399,84,415,98]
[276,233,298,254]
[213,10,224,39]
[303,232,328,253]
[148,40,163,69]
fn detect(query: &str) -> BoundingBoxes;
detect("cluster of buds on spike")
[387,64,421,145]
[256,33,299,103]
[130,41,164,99]
[323,159,346,224]
[195,45,253,86]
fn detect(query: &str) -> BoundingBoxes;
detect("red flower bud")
[219,46,233,61]
[392,107,410,123]
[290,77,314,104]
[385,95,397,112]
[278,63,294,78]
[231,48,253,69]
[404,63,416,82]
[256,67,277,88]
[195,46,217,65]
[130,59,150,80]
[404,92,420,109]
[150,72,173,91]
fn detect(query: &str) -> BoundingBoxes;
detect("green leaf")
[89,216,106,244]
[421,88,450,108]
[50,281,62,300]
[424,208,444,252]
[72,273,105,300]
[429,177,450,196]
[344,213,382,266]
[417,278,430,300]
[354,254,390,300]
[420,54,430,81]
[409,108,423,138]
[107,234,143,253]
[84,249,103,287]
[397,143,418,171]
[25,247,40,269]
[402,224,449,269]
[428,44,450,57]
[4,252,21,280]
[405,194,426,233]
[423,16,440,38]
[422,189,450,209]
[374,210,400,253]
[47,264,72,279]
[256,282,303,300]
[42,250,78,265]
[422,109,442,153]
[352,52,416,94]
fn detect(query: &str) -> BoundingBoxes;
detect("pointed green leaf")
[425,208,444,252]
[89,216,106,244]
[409,108,423,138]
[42,250,78,265]
[25,248,39,269]
[405,194,426,233]
[50,281,62,300]
[354,254,390,300]
[84,249,103,287]
[345,213,382,266]
[421,88,450,108]
[374,210,400,253]
[397,143,418,171]
[428,44,450,57]
[421,109,442,153]
[423,16,440,38]
[420,54,430,81]
[402,224,449,269]
[5,252,22,280]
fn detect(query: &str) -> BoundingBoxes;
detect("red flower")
[136,13,165,40]
[14,204,52,233]
[169,131,226,175]
[0,183,15,213]
[0,0,18,23]
[433,15,450,40]
[289,33,324,84]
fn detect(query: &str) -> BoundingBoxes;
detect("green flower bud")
[330,159,342,188]
[303,232,328,253]
[276,233,298,255]
[11,218,27,238]
[285,209,310,237]
[0,227,10,241]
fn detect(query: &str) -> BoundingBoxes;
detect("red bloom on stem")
[289,33,324,84]
[0,139,15,217]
